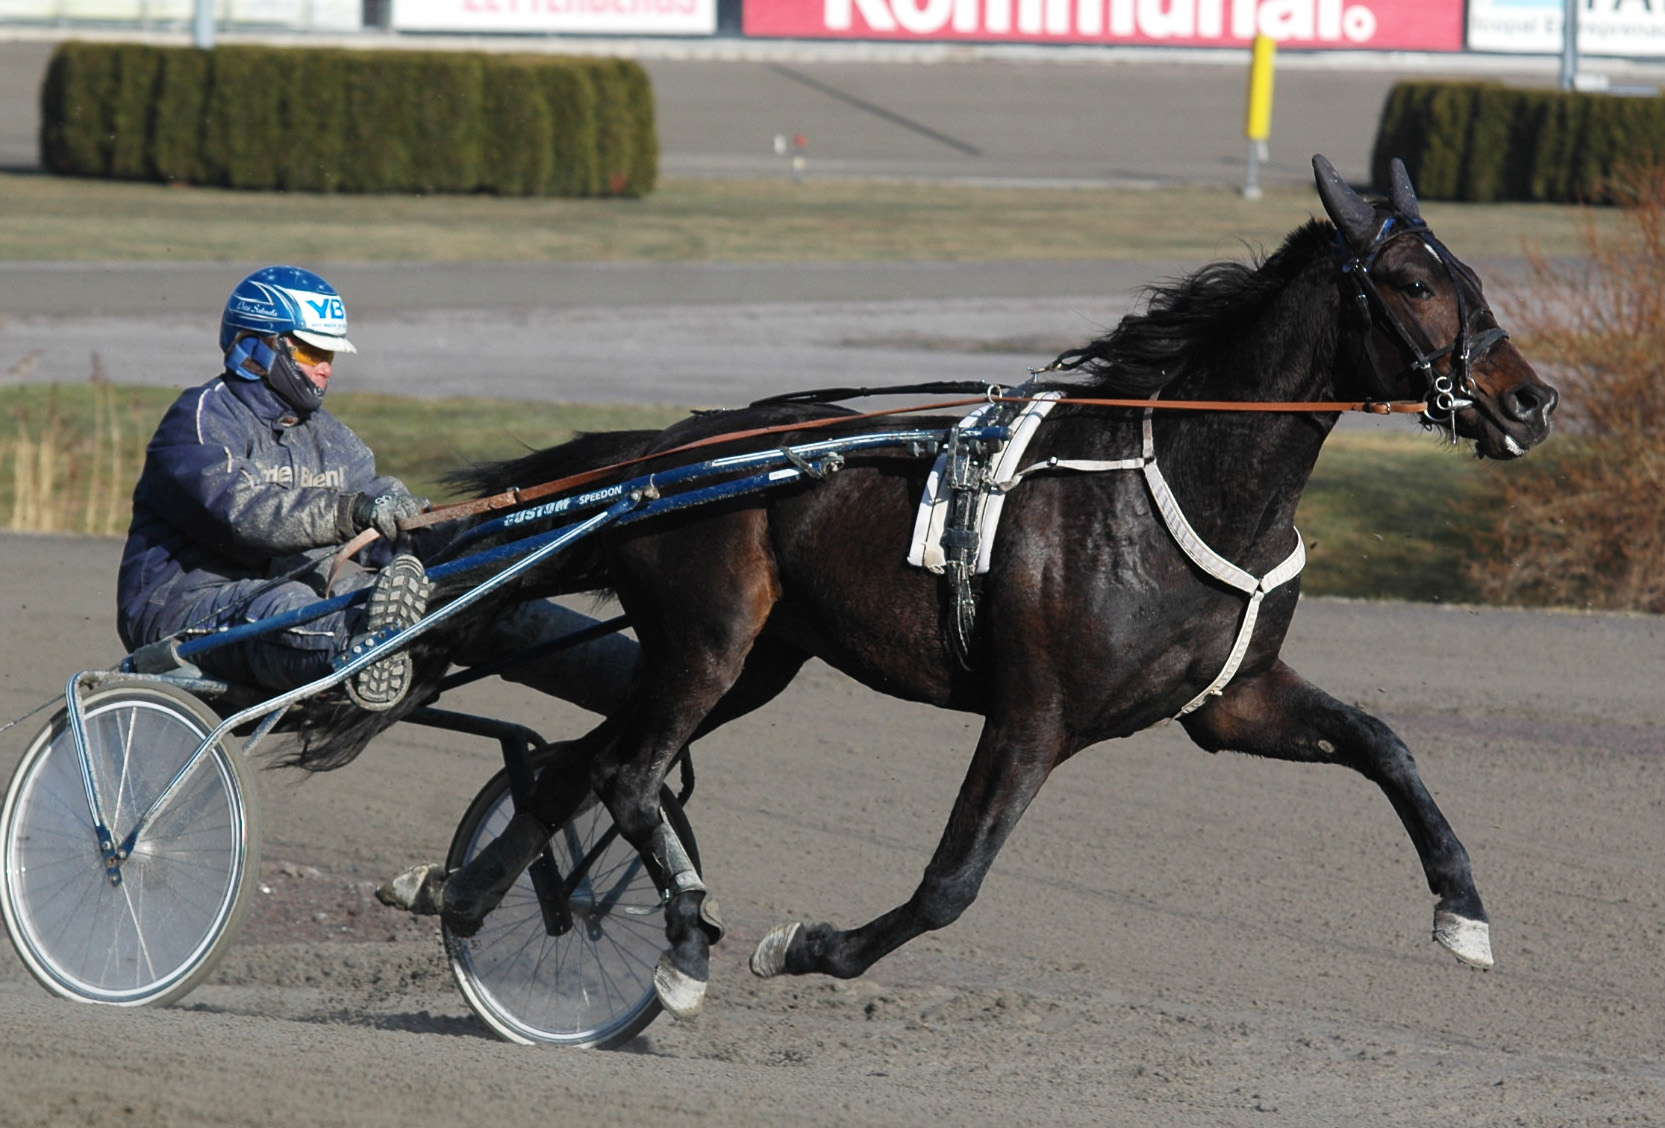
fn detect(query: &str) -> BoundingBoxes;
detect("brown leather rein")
[393,392,1424,535]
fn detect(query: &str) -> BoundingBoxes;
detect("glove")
[347,492,428,541]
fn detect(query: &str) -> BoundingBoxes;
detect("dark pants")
[183,583,638,714]
[184,574,371,691]
[453,599,640,716]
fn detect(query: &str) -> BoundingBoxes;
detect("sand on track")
[2,531,1662,1128]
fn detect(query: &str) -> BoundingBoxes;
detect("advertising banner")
[743,0,1464,51]
[391,0,716,33]
[1469,0,1665,58]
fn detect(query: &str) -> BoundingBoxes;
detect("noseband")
[1336,216,1510,442]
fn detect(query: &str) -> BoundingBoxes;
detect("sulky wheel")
[444,762,697,1049]
[1,684,260,1006]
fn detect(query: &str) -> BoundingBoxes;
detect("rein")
[400,392,1423,533]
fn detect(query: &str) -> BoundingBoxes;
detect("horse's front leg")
[751,711,1068,981]
[1180,659,1492,969]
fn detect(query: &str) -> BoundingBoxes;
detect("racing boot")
[344,553,431,712]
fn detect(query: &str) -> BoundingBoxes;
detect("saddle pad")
[907,391,1063,574]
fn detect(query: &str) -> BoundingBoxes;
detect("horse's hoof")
[375,862,446,916]
[654,952,707,1019]
[749,923,801,978]
[1433,910,1493,969]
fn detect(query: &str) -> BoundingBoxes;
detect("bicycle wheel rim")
[1,688,255,1006]
[446,782,674,1048]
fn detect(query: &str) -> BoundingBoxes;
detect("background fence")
[0,0,1662,58]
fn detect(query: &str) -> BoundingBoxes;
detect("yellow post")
[1243,34,1277,200]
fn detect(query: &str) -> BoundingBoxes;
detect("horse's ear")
[1387,158,1423,222]
[1312,154,1377,250]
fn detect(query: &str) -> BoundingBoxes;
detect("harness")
[912,392,1304,716]
[908,391,1033,668]
[1334,215,1510,443]
[910,212,1489,700]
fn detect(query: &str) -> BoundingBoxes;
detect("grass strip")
[2,381,1485,603]
[0,172,1618,263]
[1301,430,1484,604]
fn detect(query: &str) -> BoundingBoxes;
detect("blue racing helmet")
[220,266,357,376]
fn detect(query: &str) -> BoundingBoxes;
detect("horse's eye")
[1402,280,1434,300]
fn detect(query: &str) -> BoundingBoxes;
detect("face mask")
[225,334,324,414]
[264,344,325,414]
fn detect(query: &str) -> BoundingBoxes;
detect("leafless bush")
[1467,164,1665,610]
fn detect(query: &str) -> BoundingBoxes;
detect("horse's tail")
[441,426,664,597]
[275,695,407,773]
[286,624,485,771]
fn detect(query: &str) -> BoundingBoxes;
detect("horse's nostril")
[1504,383,1558,422]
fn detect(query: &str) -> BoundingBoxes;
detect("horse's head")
[1313,155,1557,460]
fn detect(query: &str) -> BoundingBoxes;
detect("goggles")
[285,336,336,368]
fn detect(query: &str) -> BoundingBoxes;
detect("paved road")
[0,259,1182,405]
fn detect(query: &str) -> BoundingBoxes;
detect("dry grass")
[2,361,138,535]
[1466,165,1665,611]
[0,170,1616,605]
[0,170,1622,264]
[1298,430,1486,604]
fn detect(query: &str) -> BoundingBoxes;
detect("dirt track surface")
[2,531,1663,1127]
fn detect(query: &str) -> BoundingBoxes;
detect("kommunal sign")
[743,0,1464,49]
[391,0,716,33]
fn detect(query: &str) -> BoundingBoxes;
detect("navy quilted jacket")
[117,375,406,650]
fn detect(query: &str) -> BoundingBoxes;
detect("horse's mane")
[1049,219,1335,395]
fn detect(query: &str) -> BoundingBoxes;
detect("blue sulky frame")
[64,423,1012,893]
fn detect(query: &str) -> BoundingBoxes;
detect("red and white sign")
[391,0,716,34]
[743,0,1463,50]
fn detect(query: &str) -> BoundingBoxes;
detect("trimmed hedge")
[1372,81,1665,204]
[38,41,655,197]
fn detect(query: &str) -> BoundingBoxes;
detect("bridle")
[1334,214,1511,443]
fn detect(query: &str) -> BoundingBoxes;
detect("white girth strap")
[910,392,1068,573]
[1011,410,1305,719]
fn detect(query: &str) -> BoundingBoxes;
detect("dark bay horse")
[321,156,1557,1019]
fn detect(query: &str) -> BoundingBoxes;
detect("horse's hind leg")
[434,636,806,957]
[585,536,795,1017]
[1180,659,1492,969]
[751,711,1068,981]
[601,635,809,1018]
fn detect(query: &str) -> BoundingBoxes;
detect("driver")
[118,265,637,715]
